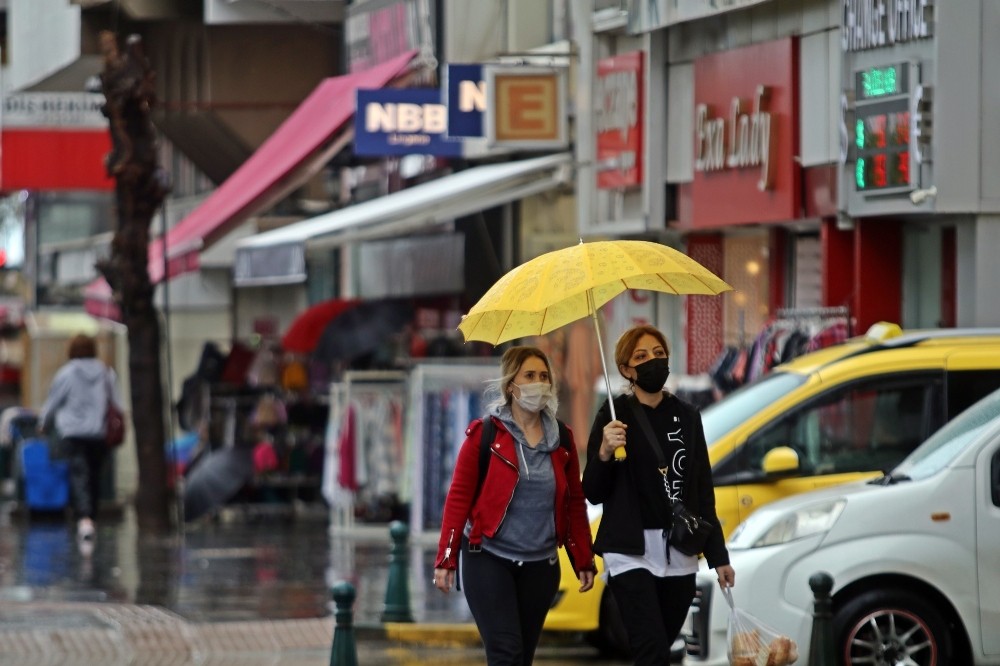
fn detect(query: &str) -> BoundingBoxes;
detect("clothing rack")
[713,307,854,394]
[774,306,852,336]
[407,362,499,535]
[326,371,409,532]
[775,305,851,319]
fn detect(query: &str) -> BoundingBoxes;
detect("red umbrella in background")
[83,279,121,321]
[281,298,358,354]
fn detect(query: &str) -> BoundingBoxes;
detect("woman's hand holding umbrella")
[598,420,629,462]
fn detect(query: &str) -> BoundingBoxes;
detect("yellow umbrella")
[458,239,732,460]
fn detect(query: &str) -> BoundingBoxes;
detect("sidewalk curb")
[356,622,482,647]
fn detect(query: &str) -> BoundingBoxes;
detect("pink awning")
[148,49,419,283]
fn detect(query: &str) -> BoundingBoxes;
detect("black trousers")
[66,437,107,521]
[461,540,561,666]
[608,568,696,666]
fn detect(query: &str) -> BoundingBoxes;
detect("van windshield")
[702,372,806,444]
[895,387,1000,481]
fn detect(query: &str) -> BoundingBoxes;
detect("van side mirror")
[762,446,801,476]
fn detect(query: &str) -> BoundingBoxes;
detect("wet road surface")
[0,505,633,664]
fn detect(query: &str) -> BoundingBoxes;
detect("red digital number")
[894,112,910,146]
[896,151,910,185]
[873,154,888,188]
[872,115,887,148]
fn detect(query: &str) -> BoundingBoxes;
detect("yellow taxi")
[544,324,1000,655]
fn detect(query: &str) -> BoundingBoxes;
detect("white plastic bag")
[723,587,799,666]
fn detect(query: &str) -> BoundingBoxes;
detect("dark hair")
[498,346,555,404]
[614,324,669,381]
[68,333,98,360]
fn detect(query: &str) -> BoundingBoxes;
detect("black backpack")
[474,416,571,500]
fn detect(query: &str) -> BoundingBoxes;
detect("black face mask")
[630,357,670,393]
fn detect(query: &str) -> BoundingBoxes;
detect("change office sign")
[354,88,463,157]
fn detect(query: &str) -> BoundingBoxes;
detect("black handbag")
[668,498,713,556]
[627,395,714,556]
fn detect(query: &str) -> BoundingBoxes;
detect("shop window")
[723,233,770,347]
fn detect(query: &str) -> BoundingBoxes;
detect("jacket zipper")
[490,447,519,537]
[443,528,455,566]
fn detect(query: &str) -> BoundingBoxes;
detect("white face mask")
[512,382,554,413]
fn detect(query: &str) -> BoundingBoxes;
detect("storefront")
[575,3,850,383]
[840,0,949,331]
[678,37,850,377]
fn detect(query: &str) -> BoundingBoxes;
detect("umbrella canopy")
[281,298,359,354]
[458,240,731,344]
[313,300,413,365]
[457,239,731,459]
[182,447,254,522]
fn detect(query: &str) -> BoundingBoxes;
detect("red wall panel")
[1,130,113,191]
[853,218,902,332]
[821,218,854,312]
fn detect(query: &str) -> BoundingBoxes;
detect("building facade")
[576,0,999,381]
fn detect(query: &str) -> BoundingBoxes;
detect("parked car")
[544,325,1000,655]
[681,384,1000,665]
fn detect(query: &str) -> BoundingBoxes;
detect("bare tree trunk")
[97,31,171,533]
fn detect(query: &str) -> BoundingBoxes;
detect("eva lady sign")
[691,39,800,228]
[596,51,643,189]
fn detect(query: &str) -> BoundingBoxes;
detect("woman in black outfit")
[583,324,735,665]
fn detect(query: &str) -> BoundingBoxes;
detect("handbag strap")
[626,394,671,495]
[105,368,116,407]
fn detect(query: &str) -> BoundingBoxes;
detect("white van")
[682,387,1000,666]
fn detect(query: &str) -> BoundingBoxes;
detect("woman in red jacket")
[433,345,596,666]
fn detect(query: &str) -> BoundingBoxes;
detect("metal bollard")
[329,581,358,666]
[381,520,414,623]
[809,571,835,666]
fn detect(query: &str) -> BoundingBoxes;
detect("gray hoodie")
[40,358,123,439]
[472,403,560,562]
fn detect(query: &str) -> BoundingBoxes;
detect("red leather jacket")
[435,416,596,574]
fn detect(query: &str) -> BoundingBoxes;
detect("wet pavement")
[0,503,472,625]
[0,503,629,664]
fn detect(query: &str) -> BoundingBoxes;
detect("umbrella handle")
[588,290,626,461]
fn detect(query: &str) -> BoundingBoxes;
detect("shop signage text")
[841,0,934,52]
[596,51,643,189]
[1,93,114,191]
[690,38,798,228]
[445,64,485,138]
[486,68,567,149]
[354,88,462,157]
[2,93,106,129]
[694,85,772,191]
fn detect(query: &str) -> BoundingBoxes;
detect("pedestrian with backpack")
[433,345,596,666]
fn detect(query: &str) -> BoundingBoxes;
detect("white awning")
[233,153,572,286]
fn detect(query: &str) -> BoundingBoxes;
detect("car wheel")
[586,588,631,658]
[833,589,953,666]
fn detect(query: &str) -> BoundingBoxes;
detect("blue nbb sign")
[354,88,463,157]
